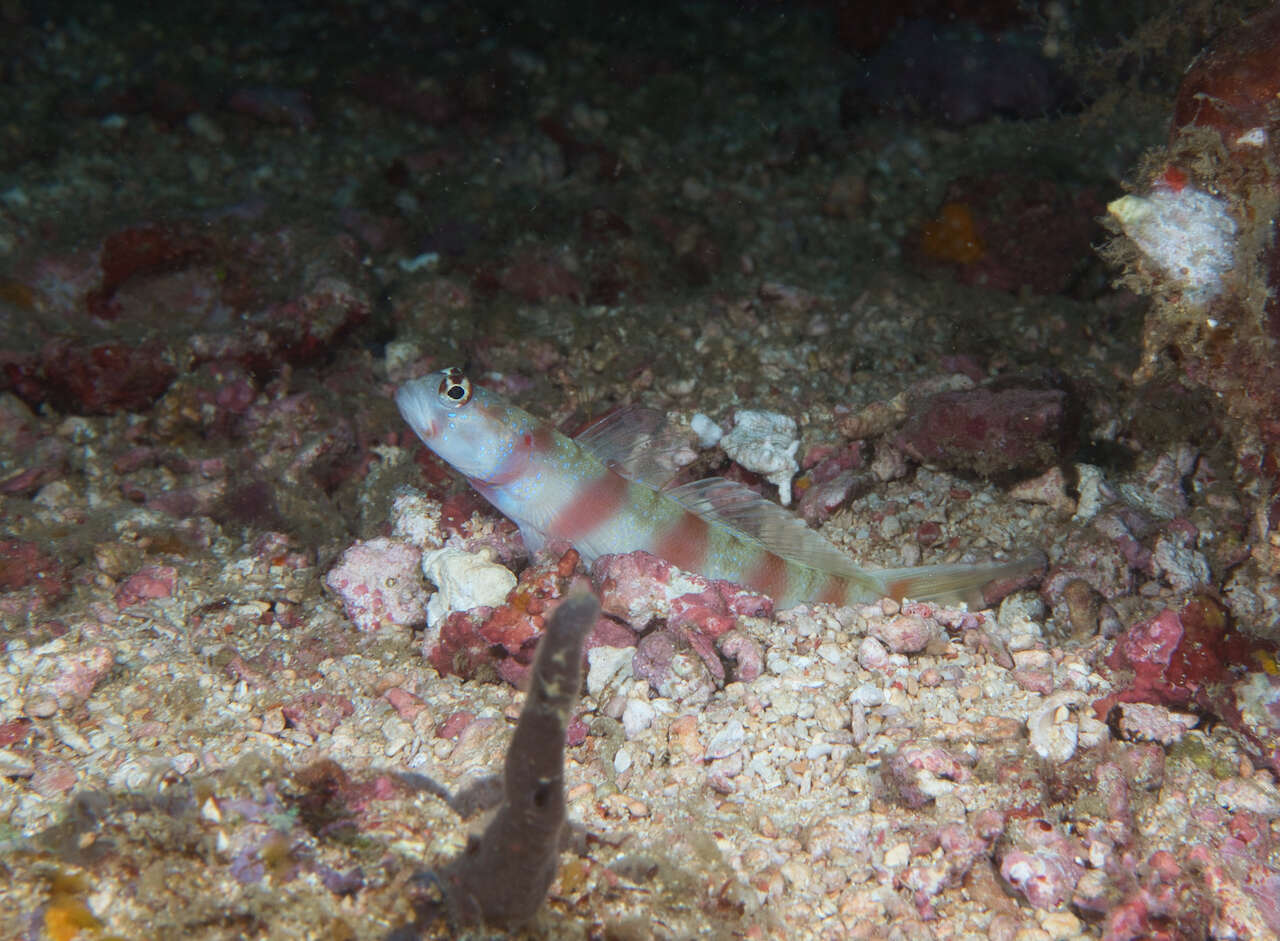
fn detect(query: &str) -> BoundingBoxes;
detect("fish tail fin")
[862,552,1045,608]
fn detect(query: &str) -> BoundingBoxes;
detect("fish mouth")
[409,415,439,439]
[395,379,440,440]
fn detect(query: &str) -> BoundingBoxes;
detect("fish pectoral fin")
[663,477,864,577]
[574,405,696,489]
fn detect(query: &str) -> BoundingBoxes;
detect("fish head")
[396,367,524,481]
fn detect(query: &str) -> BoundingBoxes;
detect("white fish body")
[397,367,1036,608]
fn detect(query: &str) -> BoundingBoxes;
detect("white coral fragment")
[1108,184,1237,300]
[1026,690,1085,762]
[689,412,724,448]
[422,547,516,629]
[720,409,800,505]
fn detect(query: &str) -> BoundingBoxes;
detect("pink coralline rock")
[592,551,685,626]
[0,719,32,747]
[325,538,428,631]
[591,550,772,629]
[30,757,78,797]
[46,645,114,706]
[1012,670,1054,694]
[383,687,428,722]
[436,710,475,740]
[592,550,773,688]
[999,818,1086,911]
[424,550,582,685]
[0,539,68,602]
[667,588,736,640]
[584,617,638,652]
[796,442,863,525]
[717,630,764,683]
[870,613,939,654]
[1116,701,1198,745]
[141,483,224,520]
[24,644,115,716]
[899,821,999,914]
[885,744,972,809]
[679,626,725,686]
[631,629,717,703]
[282,692,355,738]
[857,635,891,672]
[721,583,773,619]
[1187,845,1279,939]
[114,565,177,608]
[796,470,858,525]
[0,398,69,497]
[1095,595,1260,736]
[631,630,676,690]
[3,223,371,416]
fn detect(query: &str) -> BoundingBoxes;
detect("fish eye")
[437,370,472,405]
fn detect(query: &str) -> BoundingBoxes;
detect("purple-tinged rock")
[632,630,676,690]
[1116,702,1199,745]
[325,538,427,632]
[884,744,971,809]
[870,613,939,654]
[999,818,1085,910]
[895,382,1070,478]
[23,643,115,716]
[282,692,355,738]
[114,565,177,608]
[0,539,68,601]
[717,630,764,683]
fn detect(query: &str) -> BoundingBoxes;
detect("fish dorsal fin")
[663,478,863,577]
[574,405,696,489]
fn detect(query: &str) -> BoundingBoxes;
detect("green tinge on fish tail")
[870,555,1042,606]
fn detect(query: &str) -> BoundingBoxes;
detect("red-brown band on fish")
[485,426,555,487]
[548,469,632,540]
[653,511,711,572]
[744,551,789,601]
[817,573,849,606]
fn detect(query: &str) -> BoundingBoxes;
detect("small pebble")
[882,842,910,868]
[1027,691,1085,762]
[705,719,745,760]
[1215,776,1280,816]
[622,698,656,740]
[857,636,890,671]
[587,645,635,698]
